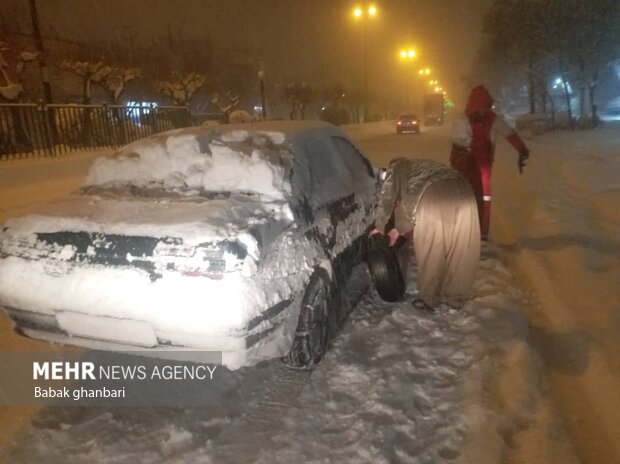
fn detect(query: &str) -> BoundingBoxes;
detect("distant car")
[0,121,379,369]
[396,114,420,134]
[422,93,445,126]
[423,114,443,126]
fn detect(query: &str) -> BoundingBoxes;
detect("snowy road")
[1,121,618,463]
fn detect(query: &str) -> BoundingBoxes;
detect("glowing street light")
[398,47,418,108]
[352,4,377,18]
[351,4,378,121]
[400,48,416,60]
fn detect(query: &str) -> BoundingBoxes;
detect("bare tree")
[209,90,240,123]
[96,66,141,145]
[481,0,550,114]
[59,60,112,104]
[319,84,366,124]
[99,66,141,104]
[0,40,38,150]
[0,40,38,101]
[481,0,620,129]
[569,0,620,124]
[154,71,207,106]
[285,82,313,120]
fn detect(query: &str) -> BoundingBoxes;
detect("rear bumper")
[0,256,299,369]
[3,301,298,370]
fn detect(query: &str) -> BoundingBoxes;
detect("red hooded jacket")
[462,85,527,162]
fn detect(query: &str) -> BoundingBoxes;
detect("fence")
[0,103,193,161]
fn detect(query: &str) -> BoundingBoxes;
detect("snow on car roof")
[83,121,338,201]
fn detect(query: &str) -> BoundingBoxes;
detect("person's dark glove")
[518,149,529,174]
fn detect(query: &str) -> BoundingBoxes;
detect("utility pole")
[258,69,267,119]
[28,0,53,103]
[352,4,376,122]
[363,18,368,122]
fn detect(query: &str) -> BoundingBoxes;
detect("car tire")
[284,268,331,369]
[367,234,406,302]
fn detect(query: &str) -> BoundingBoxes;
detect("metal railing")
[0,103,193,160]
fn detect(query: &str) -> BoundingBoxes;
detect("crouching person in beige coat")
[369,157,480,310]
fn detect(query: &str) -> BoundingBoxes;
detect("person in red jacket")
[450,85,530,240]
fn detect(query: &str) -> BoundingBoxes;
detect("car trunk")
[0,191,290,281]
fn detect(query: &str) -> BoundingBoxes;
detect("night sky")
[2,0,493,105]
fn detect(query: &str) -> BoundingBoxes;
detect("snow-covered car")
[0,121,378,369]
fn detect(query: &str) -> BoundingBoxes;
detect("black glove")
[518,149,529,174]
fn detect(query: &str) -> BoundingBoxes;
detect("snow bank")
[228,110,256,123]
[515,113,551,136]
[84,128,293,201]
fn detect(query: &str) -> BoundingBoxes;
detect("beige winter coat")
[375,158,462,233]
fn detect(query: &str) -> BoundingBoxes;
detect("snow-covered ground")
[1,120,618,463]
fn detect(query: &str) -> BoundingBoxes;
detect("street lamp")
[399,48,417,109]
[400,49,416,60]
[258,69,266,119]
[352,4,377,121]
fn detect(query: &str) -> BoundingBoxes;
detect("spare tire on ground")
[367,234,406,302]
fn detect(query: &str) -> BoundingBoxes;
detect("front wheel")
[284,268,331,369]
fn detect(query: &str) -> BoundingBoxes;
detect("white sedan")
[0,121,379,369]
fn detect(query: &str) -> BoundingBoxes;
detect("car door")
[288,130,376,326]
[289,129,377,249]
[329,135,378,230]
[298,134,358,259]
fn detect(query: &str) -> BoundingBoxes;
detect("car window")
[303,136,354,208]
[330,136,375,181]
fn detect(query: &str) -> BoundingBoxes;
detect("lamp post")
[258,69,266,119]
[28,0,53,104]
[399,48,417,110]
[353,4,377,122]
